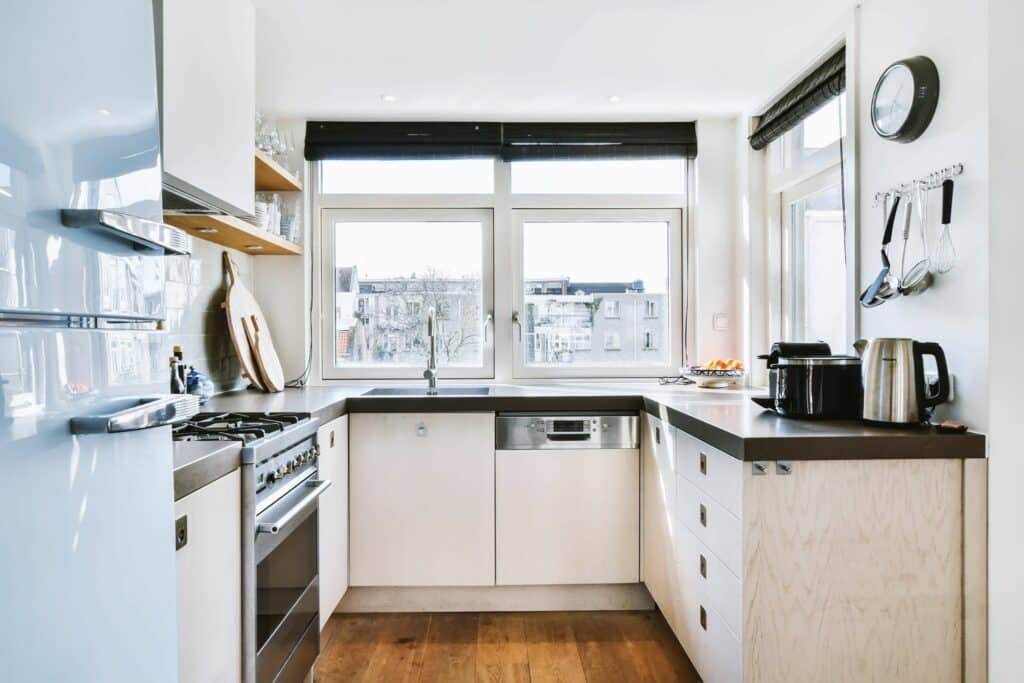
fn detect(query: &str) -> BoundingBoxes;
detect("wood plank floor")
[315,611,701,682]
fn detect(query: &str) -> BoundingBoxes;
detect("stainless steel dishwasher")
[495,412,640,586]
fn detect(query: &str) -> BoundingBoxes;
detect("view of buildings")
[335,267,666,367]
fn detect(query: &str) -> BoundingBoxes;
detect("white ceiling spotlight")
[380,94,399,103]
[607,95,622,104]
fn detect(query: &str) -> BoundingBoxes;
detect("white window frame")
[510,208,683,379]
[319,207,495,380]
[314,158,688,383]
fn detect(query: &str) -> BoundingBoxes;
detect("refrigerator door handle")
[70,396,181,434]
[61,209,193,256]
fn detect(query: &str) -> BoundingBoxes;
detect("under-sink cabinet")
[349,412,496,587]
[317,415,348,629]
[641,413,965,682]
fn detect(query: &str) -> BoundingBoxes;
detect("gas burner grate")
[172,411,311,443]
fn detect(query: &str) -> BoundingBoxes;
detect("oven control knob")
[266,471,278,484]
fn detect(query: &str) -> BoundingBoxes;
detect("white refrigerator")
[0,1,191,680]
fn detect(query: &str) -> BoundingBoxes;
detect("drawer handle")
[655,426,661,444]
[699,503,707,527]
[699,553,707,579]
[699,452,707,475]
[699,605,707,631]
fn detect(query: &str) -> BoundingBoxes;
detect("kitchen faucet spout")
[423,306,437,394]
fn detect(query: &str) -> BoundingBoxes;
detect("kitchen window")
[317,156,686,381]
[320,208,494,379]
[512,209,682,378]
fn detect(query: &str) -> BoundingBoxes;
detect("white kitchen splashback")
[165,238,255,393]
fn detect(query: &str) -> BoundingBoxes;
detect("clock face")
[872,64,915,136]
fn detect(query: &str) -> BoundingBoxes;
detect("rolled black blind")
[501,122,697,160]
[304,122,502,160]
[748,47,845,151]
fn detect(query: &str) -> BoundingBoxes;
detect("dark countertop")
[175,383,982,487]
[173,441,242,501]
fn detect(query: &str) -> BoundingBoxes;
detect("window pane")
[522,221,670,367]
[321,159,494,194]
[779,96,847,167]
[785,184,846,352]
[511,159,684,194]
[333,220,484,368]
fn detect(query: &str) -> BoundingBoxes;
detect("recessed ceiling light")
[607,95,623,104]
[98,108,111,116]
[381,94,399,103]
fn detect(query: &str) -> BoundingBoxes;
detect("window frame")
[510,207,684,379]
[314,158,688,382]
[319,207,495,380]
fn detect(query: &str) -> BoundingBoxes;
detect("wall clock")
[870,56,940,143]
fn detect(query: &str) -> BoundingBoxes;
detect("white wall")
[694,118,742,364]
[987,0,1024,679]
[855,0,989,427]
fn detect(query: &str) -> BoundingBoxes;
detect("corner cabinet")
[175,470,242,683]
[349,412,496,587]
[161,0,255,216]
[642,414,966,682]
[317,416,348,630]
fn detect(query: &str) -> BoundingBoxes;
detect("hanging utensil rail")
[872,163,964,205]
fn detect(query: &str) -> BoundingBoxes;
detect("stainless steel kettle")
[853,338,950,424]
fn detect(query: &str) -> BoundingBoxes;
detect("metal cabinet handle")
[256,479,331,534]
[699,503,707,527]
[655,427,661,444]
[70,395,180,434]
[699,553,707,579]
[699,605,707,631]
[699,452,707,475]
[61,209,192,255]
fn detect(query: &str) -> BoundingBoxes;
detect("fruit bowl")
[683,365,746,388]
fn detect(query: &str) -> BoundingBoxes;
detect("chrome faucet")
[423,306,437,394]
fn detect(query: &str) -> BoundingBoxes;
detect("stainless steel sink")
[363,387,492,396]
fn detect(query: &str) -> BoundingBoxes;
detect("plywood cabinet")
[349,412,495,587]
[317,415,348,630]
[161,0,255,215]
[642,415,967,683]
[175,470,241,683]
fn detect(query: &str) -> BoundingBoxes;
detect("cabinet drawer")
[688,600,742,683]
[676,474,743,577]
[674,428,742,517]
[676,525,742,640]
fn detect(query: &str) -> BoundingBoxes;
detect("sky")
[334,220,669,293]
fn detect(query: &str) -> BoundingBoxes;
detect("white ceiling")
[253,0,853,121]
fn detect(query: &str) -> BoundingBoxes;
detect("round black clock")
[870,56,940,143]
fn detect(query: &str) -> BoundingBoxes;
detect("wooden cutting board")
[222,252,272,391]
[242,314,285,392]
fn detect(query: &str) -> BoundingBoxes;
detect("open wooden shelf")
[254,149,303,192]
[164,213,303,256]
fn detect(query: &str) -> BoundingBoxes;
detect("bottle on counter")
[170,356,186,394]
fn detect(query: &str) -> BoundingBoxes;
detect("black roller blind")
[501,122,697,160]
[304,122,502,160]
[749,47,845,151]
[305,121,698,161]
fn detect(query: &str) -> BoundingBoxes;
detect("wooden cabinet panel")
[317,415,348,629]
[349,412,495,587]
[175,470,241,683]
[496,448,639,585]
[162,0,255,215]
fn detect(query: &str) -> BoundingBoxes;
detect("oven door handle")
[256,479,332,535]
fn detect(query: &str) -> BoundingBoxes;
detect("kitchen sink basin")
[363,387,492,396]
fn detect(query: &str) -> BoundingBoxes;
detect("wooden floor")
[314,610,700,682]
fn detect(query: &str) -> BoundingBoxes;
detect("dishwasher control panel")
[496,413,639,450]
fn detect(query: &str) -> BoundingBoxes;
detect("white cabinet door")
[317,415,348,630]
[162,0,255,215]
[175,470,241,683]
[642,415,677,622]
[349,412,495,587]
[496,448,639,585]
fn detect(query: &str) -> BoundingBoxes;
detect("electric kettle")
[853,338,950,425]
